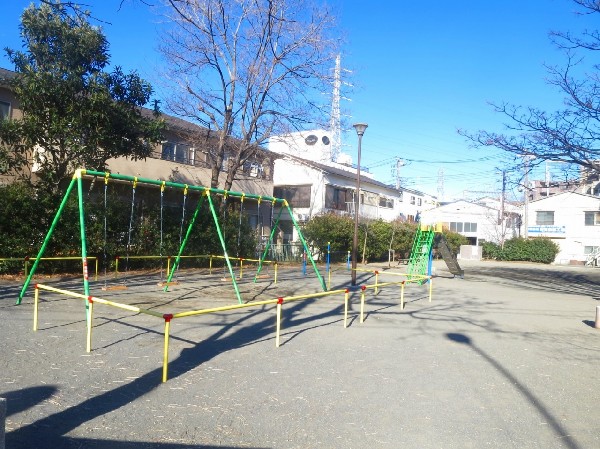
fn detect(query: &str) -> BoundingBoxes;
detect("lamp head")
[353,123,368,136]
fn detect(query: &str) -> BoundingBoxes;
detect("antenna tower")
[437,168,444,201]
[329,54,342,162]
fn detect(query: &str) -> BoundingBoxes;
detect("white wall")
[420,200,510,245]
[527,192,600,264]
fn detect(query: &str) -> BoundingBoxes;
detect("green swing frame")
[17,169,326,307]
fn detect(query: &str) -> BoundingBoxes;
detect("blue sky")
[0,0,590,200]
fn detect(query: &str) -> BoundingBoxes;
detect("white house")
[526,191,600,265]
[271,153,435,242]
[419,199,520,246]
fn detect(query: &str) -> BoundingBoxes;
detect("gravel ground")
[1,260,599,448]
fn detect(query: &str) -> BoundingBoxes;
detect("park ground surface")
[0,259,599,449]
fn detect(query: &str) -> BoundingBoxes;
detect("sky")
[0,0,592,201]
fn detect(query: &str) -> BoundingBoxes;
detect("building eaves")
[277,153,403,193]
[528,190,600,203]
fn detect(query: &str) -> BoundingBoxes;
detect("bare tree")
[460,0,600,183]
[159,0,339,190]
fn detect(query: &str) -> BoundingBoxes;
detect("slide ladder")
[436,234,464,278]
[406,224,435,283]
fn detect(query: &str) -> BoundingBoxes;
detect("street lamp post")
[351,123,368,286]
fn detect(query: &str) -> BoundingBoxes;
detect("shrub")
[481,238,559,264]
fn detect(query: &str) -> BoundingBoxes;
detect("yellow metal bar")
[375,271,379,294]
[327,266,331,291]
[172,298,279,319]
[360,286,366,323]
[275,298,282,347]
[209,256,212,274]
[35,284,164,318]
[95,257,98,281]
[33,285,39,331]
[240,259,243,279]
[86,299,93,353]
[274,262,278,284]
[167,256,171,275]
[162,316,172,382]
[281,289,347,303]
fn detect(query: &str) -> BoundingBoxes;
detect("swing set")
[17,169,326,306]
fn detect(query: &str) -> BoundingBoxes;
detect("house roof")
[276,153,431,197]
[528,190,600,203]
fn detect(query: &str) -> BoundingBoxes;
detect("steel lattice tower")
[329,54,342,162]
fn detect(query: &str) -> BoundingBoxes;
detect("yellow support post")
[162,314,173,382]
[344,289,349,328]
[115,256,119,277]
[328,266,331,290]
[360,286,366,323]
[167,256,171,276]
[94,257,98,281]
[275,297,283,347]
[400,281,405,310]
[240,259,243,279]
[86,298,93,353]
[274,262,278,284]
[428,276,433,302]
[33,285,39,331]
[375,271,379,294]
[209,256,212,274]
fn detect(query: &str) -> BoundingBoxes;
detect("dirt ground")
[1,260,599,448]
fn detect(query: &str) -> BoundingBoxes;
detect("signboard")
[527,225,566,237]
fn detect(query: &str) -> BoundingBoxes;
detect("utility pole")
[392,157,404,190]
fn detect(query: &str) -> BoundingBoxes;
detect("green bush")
[302,214,354,262]
[303,215,469,263]
[439,230,469,255]
[481,238,559,264]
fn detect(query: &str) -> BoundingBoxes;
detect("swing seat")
[157,281,180,287]
[101,285,128,291]
[254,274,270,279]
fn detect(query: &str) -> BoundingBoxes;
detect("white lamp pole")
[351,123,368,286]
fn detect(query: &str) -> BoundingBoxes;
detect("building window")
[379,196,394,209]
[325,185,352,211]
[584,211,600,226]
[410,195,416,205]
[584,246,600,254]
[273,185,311,208]
[0,101,10,120]
[362,191,379,206]
[161,142,194,165]
[464,222,478,232]
[536,211,554,225]
[448,222,477,233]
[417,198,422,206]
[450,222,463,232]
